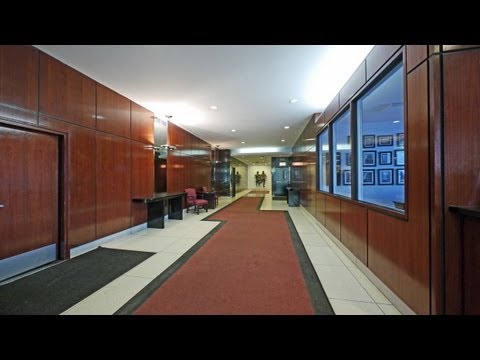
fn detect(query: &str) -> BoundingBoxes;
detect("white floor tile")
[330,299,384,315]
[313,264,374,302]
[299,233,329,247]
[330,246,356,267]
[162,237,200,254]
[61,275,151,315]
[305,246,345,266]
[125,252,180,279]
[378,303,402,315]
[348,266,391,305]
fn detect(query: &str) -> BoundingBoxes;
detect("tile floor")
[61,190,401,315]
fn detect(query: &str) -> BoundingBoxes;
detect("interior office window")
[357,61,405,212]
[318,128,330,192]
[332,110,351,197]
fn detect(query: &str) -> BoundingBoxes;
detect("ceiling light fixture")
[210,106,218,110]
[281,139,286,142]
[393,120,400,123]
[241,141,245,144]
[284,126,290,129]
[231,129,236,132]
[289,99,298,103]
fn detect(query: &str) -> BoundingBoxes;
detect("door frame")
[0,119,68,260]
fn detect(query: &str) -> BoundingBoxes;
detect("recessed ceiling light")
[393,120,400,123]
[284,126,290,129]
[289,99,298,103]
[210,106,218,110]
[241,141,245,144]
[281,139,286,142]
[231,129,236,132]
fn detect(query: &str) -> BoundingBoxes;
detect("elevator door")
[0,126,59,281]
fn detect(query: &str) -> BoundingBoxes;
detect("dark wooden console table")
[132,192,186,229]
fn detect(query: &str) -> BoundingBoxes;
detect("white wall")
[247,165,272,190]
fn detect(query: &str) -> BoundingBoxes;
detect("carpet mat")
[0,247,154,315]
[122,197,333,315]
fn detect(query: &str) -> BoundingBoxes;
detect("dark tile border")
[283,212,335,315]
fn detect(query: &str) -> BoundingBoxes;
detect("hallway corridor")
[53,190,402,315]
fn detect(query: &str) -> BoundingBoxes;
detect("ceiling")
[35,45,374,157]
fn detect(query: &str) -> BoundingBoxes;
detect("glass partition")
[332,110,351,197]
[356,62,405,212]
[318,128,330,192]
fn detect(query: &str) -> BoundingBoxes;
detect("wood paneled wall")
[443,48,480,314]
[0,45,155,255]
[167,122,211,194]
[292,45,433,314]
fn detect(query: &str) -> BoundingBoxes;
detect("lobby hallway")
[60,190,401,315]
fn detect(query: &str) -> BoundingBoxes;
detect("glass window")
[357,61,405,212]
[332,110,351,197]
[318,128,330,192]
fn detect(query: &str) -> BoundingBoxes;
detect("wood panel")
[463,217,480,314]
[314,112,326,135]
[339,61,366,107]
[0,45,38,124]
[131,140,154,226]
[96,84,131,138]
[324,94,340,124]
[39,52,96,128]
[366,45,402,80]
[443,48,480,313]
[428,54,444,314]
[368,62,430,314]
[96,133,131,238]
[340,201,367,265]
[0,126,58,259]
[316,193,326,225]
[325,195,341,239]
[443,45,480,52]
[39,116,96,248]
[131,140,154,197]
[131,102,154,144]
[406,45,428,73]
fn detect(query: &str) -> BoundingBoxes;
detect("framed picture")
[347,135,351,144]
[346,152,351,166]
[363,170,375,185]
[363,134,375,148]
[378,169,394,185]
[377,135,393,146]
[378,151,392,165]
[363,150,376,167]
[343,170,351,185]
[396,168,405,185]
[396,133,404,147]
[394,150,405,166]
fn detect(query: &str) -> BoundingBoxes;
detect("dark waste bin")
[286,187,299,207]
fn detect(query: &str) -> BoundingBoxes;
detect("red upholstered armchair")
[185,188,209,214]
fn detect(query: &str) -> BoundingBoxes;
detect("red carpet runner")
[134,197,314,314]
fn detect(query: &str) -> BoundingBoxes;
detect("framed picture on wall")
[363,170,375,185]
[396,168,405,185]
[377,135,393,146]
[378,169,394,185]
[343,170,351,185]
[363,134,375,148]
[363,150,376,167]
[396,133,404,147]
[346,152,351,166]
[379,151,392,165]
[394,150,405,166]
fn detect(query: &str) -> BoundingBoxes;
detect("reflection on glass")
[318,129,329,192]
[357,61,405,211]
[332,110,351,197]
